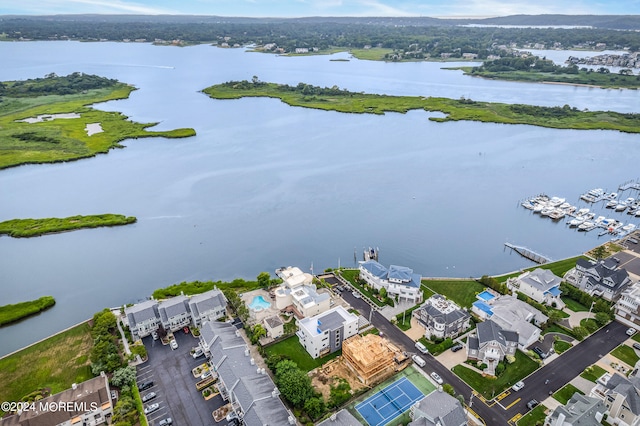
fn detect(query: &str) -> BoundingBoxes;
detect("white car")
[141,391,156,402]
[411,354,426,367]
[144,403,159,415]
[512,381,525,392]
[201,370,212,380]
[430,372,443,384]
[170,339,178,350]
[352,291,361,299]
[192,348,204,359]
[627,328,636,336]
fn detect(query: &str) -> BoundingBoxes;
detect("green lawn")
[0,322,93,415]
[339,269,388,307]
[0,296,56,326]
[452,351,540,399]
[580,364,608,382]
[517,404,547,426]
[553,340,572,354]
[263,335,341,372]
[611,345,640,367]
[0,214,136,238]
[553,384,584,405]
[495,256,586,283]
[633,333,640,344]
[561,297,589,312]
[421,279,485,308]
[542,324,578,340]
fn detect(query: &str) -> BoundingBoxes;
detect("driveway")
[137,330,225,426]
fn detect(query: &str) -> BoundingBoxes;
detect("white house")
[125,299,160,340]
[565,258,632,302]
[297,306,358,359]
[359,260,422,304]
[274,266,330,318]
[188,288,228,327]
[414,294,470,340]
[616,282,640,330]
[507,268,564,308]
[158,295,191,332]
[263,315,284,339]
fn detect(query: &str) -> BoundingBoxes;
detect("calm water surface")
[1,42,639,355]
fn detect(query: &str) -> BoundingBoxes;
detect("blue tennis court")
[355,377,424,426]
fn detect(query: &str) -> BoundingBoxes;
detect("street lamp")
[588,300,596,321]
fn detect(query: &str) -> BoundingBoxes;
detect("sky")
[0,0,639,18]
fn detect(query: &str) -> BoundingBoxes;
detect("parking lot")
[136,330,225,426]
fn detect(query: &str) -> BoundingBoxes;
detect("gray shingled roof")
[125,299,158,326]
[476,320,518,346]
[605,373,640,415]
[318,311,347,332]
[420,295,470,324]
[519,268,561,292]
[158,295,188,322]
[189,289,226,317]
[409,390,467,426]
[317,409,362,426]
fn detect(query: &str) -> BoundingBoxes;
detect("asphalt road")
[341,289,631,425]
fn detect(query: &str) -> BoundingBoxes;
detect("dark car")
[451,343,463,352]
[527,399,539,410]
[138,381,154,391]
[633,343,640,351]
[533,347,547,359]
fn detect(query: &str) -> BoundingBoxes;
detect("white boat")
[604,192,618,200]
[541,207,555,217]
[549,210,566,220]
[559,202,571,210]
[594,216,606,225]
[533,203,545,213]
[521,201,535,210]
[625,197,635,204]
[622,223,637,232]
[606,200,618,209]
[569,217,586,227]
[581,188,604,202]
[548,197,565,207]
[566,205,577,214]
[585,212,596,220]
[578,221,595,231]
[616,203,628,212]
[635,210,640,217]
[577,208,590,216]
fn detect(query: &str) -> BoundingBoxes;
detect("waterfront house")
[616,282,640,330]
[0,373,113,426]
[188,288,228,328]
[125,299,160,340]
[590,372,640,426]
[408,388,468,426]
[507,268,564,308]
[359,260,422,304]
[414,294,470,340]
[158,295,190,332]
[297,306,358,359]
[467,320,518,376]
[274,266,330,318]
[565,258,632,301]
[544,392,607,426]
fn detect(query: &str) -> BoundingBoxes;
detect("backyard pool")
[249,295,271,311]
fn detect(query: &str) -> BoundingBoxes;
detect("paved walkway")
[115,310,131,356]
[567,311,593,328]
[379,300,414,320]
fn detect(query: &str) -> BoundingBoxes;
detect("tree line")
[0,72,119,97]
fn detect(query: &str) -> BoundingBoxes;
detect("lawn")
[580,364,608,383]
[0,322,93,415]
[610,344,640,367]
[561,297,588,312]
[263,335,341,372]
[452,350,539,399]
[339,269,386,307]
[495,256,586,283]
[553,384,584,405]
[633,333,640,344]
[0,296,56,326]
[421,279,485,308]
[553,340,572,355]
[517,404,547,426]
[542,324,578,340]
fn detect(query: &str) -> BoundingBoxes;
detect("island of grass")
[0,214,137,238]
[0,296,56,326]
[453,56,640,89]
[203,80,640,134]
[0,72,196,170]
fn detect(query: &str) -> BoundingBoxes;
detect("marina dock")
[504,243,550,264]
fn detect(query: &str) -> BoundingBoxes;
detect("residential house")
[297,306,358,359]
[408,388,468,426]
[317,409,362,426]
[158,295,190,332]
[544,392,607,426]
[507,268,565,308]
[274,266,330,318]
[565,258,632,301]
[616,282,640,330]
[359,260,422,304]
[188,288,227,328]
[0,373,113,426]
[590,372,640,426]
[467,320,518,376]
[414,294,470,340]
[263,315,284,339]
[472,294,547,349]
[125,299,160,340]
[201,321,294,424]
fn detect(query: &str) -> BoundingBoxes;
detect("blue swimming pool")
[477,290,495,302]
[249,295,271,311]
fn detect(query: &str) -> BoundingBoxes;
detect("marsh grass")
[0,214,136,238]
[0,296,56,326]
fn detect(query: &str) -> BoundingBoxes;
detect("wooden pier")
[504,243,550,264]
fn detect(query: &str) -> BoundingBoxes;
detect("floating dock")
[619,180,640,191]
[504,243,550,264]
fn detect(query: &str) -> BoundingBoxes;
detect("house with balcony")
[589,372,640,426]
[274,266,330,318]
[408,388,468,426]
[467,320,518,376]
[0,373,113,426]
[616,282,640,330]
[507,268,564,308]
[158,295,191,332]
[202,321,294,425]
[297,306,358,359]
[414,294,470,340]
[188,288,227,327]
[544,392,607,426]
[359,260,422,304]
[125,299,160,340]
[565,258,632,302]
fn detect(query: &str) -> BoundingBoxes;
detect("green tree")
[379,288,387,299]
[111,366,136,388]
[573,326,588,340]
[328,379,352,408]
[442,383,455,396]
[594,312,610,327]
[277,368,314,407]
[547,310,564,326]
[304,397,327,420]
[592,245,607,260]
[257,272,271,288]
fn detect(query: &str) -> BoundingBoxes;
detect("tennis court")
[355,376,425,426]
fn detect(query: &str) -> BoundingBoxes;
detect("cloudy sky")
[0,0,637,17]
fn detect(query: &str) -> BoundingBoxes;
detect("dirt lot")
[310,357,368,400]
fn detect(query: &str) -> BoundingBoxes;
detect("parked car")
[170,339,178,350]
[144,403,160,415]
[627,328,636,336]
[352,291,361,299]
[633,343,640,351]
[192,347,204,358]
[511,381,525,392]
[158,418,173,426]
[183,326,190,334]
[412,355,426,367]
[138,381,154,391]
[415,341,429,354]
[526,400,539,410]
[430,372,443,384]
[451,343,463,352]
[142,391,156,403]
[151,330,159,340]
[533,346,547,359]
[201,370,212,380]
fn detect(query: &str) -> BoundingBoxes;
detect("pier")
[504,242,551,264]
[619,180,640,192]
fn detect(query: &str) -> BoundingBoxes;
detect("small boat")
[541,207,555,217]
[635,210,640,217]
[624,197,635,204]
[559,202,571,210]
[594,216,606,225]
[616,203,628,212]
[521,201,536,210]
[569,217,586,227]
[603,192,618,200]
[533,203,546,213]
[585,212,596,220]
[549,197,565,207]
[549,210,566,220]
[578,221,595,231]
[581,188,604,202]
[622,223,637,232]
[577,208,590,216]
[606,200,618,209]
[566,206,577,214]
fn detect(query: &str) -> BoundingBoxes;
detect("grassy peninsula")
[0,214,137,238]
[0,73,196,170]
[0,296,56,326]
[203,80,640,133]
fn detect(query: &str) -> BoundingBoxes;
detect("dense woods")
[0,72,119,97]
